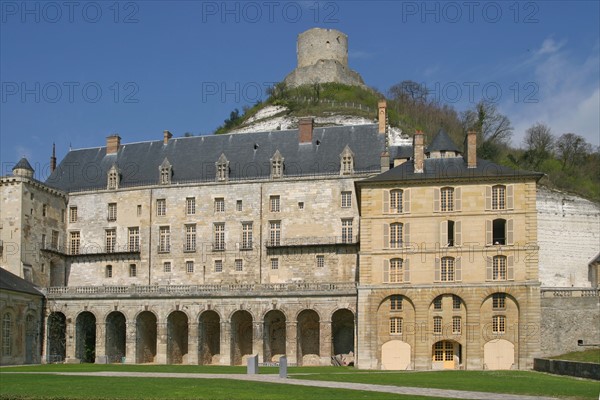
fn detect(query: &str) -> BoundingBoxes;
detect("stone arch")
[381,340,411,370]
[429,290,469,312]
[105,311,126,363]
[167,311,188,364]
[227,308,257,322]
[484,339,515,370]
[230,310,253,366]
[432,339,461,370]
[297,309,320,366]
[376,293,416,370]
[75,311,96,363]
[331,308,354,356]
[47,312,66,363]
[198,310,220,365]
[263,310,286,363]
[480,291,520,355]
[293,307,323,321]
[136,311,157,363]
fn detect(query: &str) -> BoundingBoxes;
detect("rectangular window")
[441,257,455,282]
[316,255,325,268]
[186,261,194,273]
[159,226,170,253]
[390,259,403,283]
[214,259,223,273]
[42,204,47,217]
[214,223,225,251]
[341,219,353,243]
[70,231,80,255]
[270,195,280,212]
[390,223,403,248]
[492,185,506,210]
[51,230,59,249]
[41,234,47,249]
[271,258,279,270]
[129,264,137,277]
[433,317,442,334]
[390,190,403,213]
[298,202,304,210]
[390,317,402,334]
[390,295,402,311]
[493,256,507,280]
[269,221,281,246]
[156,199,166,216]
[441,187,454,212]
[137,205,142,216]
[493,315,506,334]
[493,293,506,310]
[242,222,253,249]
[215,198,225,213]
[107,203,117,221]
[452,295,461,310]
[236,200,243,211]
[128,227,140,252]
[185,224,196,252]
[163,261,171,273]
[434,297,442,310]
[235,259,243,272]
[69,206,78,222]
[452,316,461,334]
[341,191,352,208]
[105,229,116,253]
[434,342,444,361]
[186,197,196,215]
[105,265,113,278]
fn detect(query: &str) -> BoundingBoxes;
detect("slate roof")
[426,129,461,154]
[0,268,43,297]
[13,157,34,171]
[46,125,387,192]
[358,157,544,184]
[390,145,412,159]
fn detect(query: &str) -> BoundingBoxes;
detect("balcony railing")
[265,235,359,248]
[41,243,140,258]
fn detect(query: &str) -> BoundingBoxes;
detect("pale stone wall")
[297,28,348,69]
[537,187,600,287]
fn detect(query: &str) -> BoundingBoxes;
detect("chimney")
[413,130,424,173]
[106,135,121,155]
[378,100,387,134]
[299,117,314,143]
[50,143,56,172]
[163,130,173,145]
[380,151,390,172]
[465,130,477,168]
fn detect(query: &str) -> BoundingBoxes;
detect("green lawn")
[549,349,600,364]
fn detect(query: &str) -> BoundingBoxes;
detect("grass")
[549,349,600,363]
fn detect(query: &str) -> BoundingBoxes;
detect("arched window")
[390,259,404,283]
[340,145,354,175]
[159,158,172,185]
[215,153,229,182]
[390,190,403,213]
[492,185,506,210]
[2,313,12,356]
[271,150,284,179]
[107,165,119,190]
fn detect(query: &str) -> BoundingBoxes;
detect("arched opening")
[297,309,320,366]
[25,314,39,364]
[381,340,411,370]
[167,311,188,364]
[199,311,220,365]
[75,312,96,363]
[136,311,157,363]
[263,310,286,363]
[432,340,461,370]
[332,309,354,356]
[230,310,252,366]
[484,339,515,370]
[106,312,126,363]
[47,312,66,363]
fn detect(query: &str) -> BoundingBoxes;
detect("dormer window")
[340,145,354,175]
[107,165,119,190]
[216,153,229,182]
[159,158,171,185]
[271,150,284,179]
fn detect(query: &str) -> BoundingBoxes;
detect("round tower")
[297,28,348,68]
[12,157,34,179]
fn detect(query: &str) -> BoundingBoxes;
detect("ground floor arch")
[136,311,157,363]
[230,310,253,366]
[106,311,126,363]
[297,309,320,365]
[381,340,411,370]
[332,309,354,356]
[167,311,188,364]
[47,312,66,363]
[75,312,96,363]
[199,311,220,365]
[432,340,461,370]
[484,339,515,370]
[263,310,286,363]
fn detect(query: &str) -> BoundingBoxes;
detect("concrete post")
[279,356,288,378]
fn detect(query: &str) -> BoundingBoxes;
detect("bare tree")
[388,80,429,104]
[523,122,554,168]
[461,100,513,144]
[555,133,592,170]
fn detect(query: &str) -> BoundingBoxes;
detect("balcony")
[265,235,359,248]
[41,243,140,261]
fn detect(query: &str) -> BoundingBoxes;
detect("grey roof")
[13,157,34,171]
[426,129,461,154]
[358,157,544,184]
[46,125,386,192]
[390,145,413,159]
[0,268,43,297]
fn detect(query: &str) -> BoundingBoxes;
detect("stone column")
[125,321,136,364]
[65,315,76,361]
[156,322,167,364]
[413,303,431,370]
[286,321,297,365]
[253,321,263,362]
[40,311,49,364]
[220,320,231,365]
[320,320,332,365]
[187,321,199,365]
[94,321,106,363]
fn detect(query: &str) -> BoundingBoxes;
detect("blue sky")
[1,0,598,180]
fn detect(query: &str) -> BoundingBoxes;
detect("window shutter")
[455,220,462,246]
[507,255,514,280]
[485,186,492,210]
[404,259,410,282]
[440,221,448,247]
[506,185,514,210]
[404,223,410,247]
[434,257,441,282]
[433,188,440,212]
[383,223,389,249]
[507,219,514,245]
[404,189,410,213]
[383,190,390,213]
[455,257,462,281]
[485,220,492,246]
[454,187,462,211]
[383,259,390,283]
[486,256,493,280]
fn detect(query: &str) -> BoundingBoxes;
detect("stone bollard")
[279,356,287,378]
[247,354,259,375]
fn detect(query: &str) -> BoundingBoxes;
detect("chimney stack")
[163,130,173,145]
[50,143,56,172]
[465,130,477,168]
[106,135,121,155]
[299,117,314,143]
[413,130,424,173]
[378,100,387,134]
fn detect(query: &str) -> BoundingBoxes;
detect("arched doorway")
[198,311,220,365]
[432,340,461,370]
[263,310,286,363]
[136,311,157,363]
[167,311,188,364]
[297,309,320,366]
[331,309,354,356]
[230,310,252,366]
[381,340,411,370]
[47,312,66,363]
[75,312,96,363]
[484,339,515,370]
[105,312,126,363]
